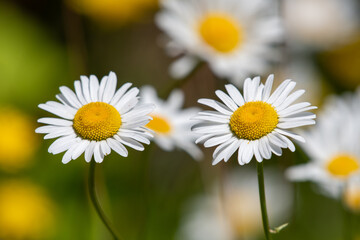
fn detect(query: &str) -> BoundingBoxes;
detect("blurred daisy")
[0,107,39,172]
[141,86,203,160]
[284,0,359,50]
[344,176,360,212]
[193,75,316,165]
[176,168,292,240]
[36,71,154,164]
[0,180,56,240]
[286,92,360,197]
[156,0,282,84]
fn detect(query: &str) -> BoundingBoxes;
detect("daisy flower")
[284,0,359,50]
[141,86,203,160]
[192,75,317,165]
[156,0,283,85]
[36,71,154,164]
[286,92,360,197]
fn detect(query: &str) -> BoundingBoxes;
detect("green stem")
[342,199,352,240]
[257,161,272,240]
[88,160,122,240]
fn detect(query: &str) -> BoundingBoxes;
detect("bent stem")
[88,160,122,240]
[257,161,272,240]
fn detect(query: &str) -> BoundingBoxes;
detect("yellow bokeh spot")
[67,0,158,26]
[327,154,359,178]
[0,180,55,240]
[146,115,172,134]
[199,14,243,53]
[230,101,278,140]
[73,102,121,141]
[0,107,38,172]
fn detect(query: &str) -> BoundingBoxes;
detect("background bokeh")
[0,0,360,239]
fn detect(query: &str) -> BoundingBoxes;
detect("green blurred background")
[0,0,360,239]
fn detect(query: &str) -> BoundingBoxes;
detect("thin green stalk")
[88,160,122,240]
[342,199,353,240]
[256,161,272,240]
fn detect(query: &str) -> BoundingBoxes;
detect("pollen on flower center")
[73,102,121,141]
[327,154,359,178]
[146,115,172,134]
[199,13,242,53]
[229,101,278,140]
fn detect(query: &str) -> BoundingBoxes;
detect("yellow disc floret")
[146,115,172,134]
[230,101,278,140]
[73,102,121,141]
[327,154,359,178]
[199,13,243,53]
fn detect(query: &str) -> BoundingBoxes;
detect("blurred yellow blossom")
[0,180,56,240]
[67,0,158,26]
[320,36,360,88]
[0,107,38,172]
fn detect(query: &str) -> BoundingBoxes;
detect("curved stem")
[257,161,272,240]
[88,160,122,240]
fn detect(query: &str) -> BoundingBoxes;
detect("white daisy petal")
[215,90,238,111]
[59,86,82,109]
[107,138,128,157]
[38,117,73,126]
[80,75,91,103]
[93,143,104,163]
[225,84,245,106]
[198,99,232,115]
[74,80,87,105]
[89,75,100,102]
[102,71,117,103]
[85,141,97,162]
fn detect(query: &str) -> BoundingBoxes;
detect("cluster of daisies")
[36,71,316,166]
[35,0,360,222]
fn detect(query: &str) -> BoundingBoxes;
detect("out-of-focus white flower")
[344,176,360,212]
[141,86,203,160]
[156,0,283,85]
[193,75,316,165]
[284,0,359,50]
[36,72,154,163]
[286,92,360,197]
[176,168,292,240]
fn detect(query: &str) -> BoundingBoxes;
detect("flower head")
[36,72,154,163]
[141,86,203,160]
[192,75,316,165]
[0,180,56,240]
[156,0,283,84]
[286,91,360,197]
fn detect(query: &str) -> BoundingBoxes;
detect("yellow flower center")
[73,102,121,141]
[230,101,278,140]
[199,14,243,53]
[327,154,359,178]
[146,115,171,134]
